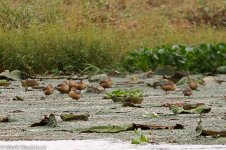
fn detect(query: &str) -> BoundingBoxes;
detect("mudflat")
[0,73,225,144]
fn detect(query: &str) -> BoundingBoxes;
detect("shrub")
[124,43,226,73]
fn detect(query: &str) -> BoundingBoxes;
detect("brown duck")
[43,84,54,97]
[69,80,78,89]
[76,80,87,91]
[189,81,198,90]
[160,81,176,94]
[183,87,192,97]
[69,88,82,100]
[55,81,70,94]
[21,79,39,91]
[99,78,113,92]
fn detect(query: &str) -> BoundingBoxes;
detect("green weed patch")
[124,43,226,73]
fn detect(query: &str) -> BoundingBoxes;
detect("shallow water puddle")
[0,139,226,150]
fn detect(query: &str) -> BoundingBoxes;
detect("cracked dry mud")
[0,73,225,144]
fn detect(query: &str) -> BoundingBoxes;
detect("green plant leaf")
[140,134,149,142]
[176,77,188,86]
[131,137,142,144]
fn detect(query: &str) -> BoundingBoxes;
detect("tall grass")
[0,0,226,73]
[0,25,124,73]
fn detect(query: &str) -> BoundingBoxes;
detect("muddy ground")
[0,73,225,144]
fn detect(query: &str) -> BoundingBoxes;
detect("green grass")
[0,0,226,74]
[0,25,124,73]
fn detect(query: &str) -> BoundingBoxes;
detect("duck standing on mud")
[69,87,82,100]
[55,81,70,94]
[160,81,176,95]
[189,81,198,90]
[69,80,78,89]
[99,78,113,92]
[183,86,192,97]
[43,84,54,97]
[76,80,87,92]
[21,79,39,91]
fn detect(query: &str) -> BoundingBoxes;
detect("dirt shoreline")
[0,73,225,144]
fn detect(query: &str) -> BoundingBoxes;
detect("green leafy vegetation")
[124,43,226,73]
[169,104,211,114]
[131,128,149,144]
[142,112,159,119]
[60,113,90,121]
[107,89,143,98]
[106,89,143,104]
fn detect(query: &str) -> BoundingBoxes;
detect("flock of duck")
[19,76,198,100]
[20,78,114,100]
[160,80,198,96]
